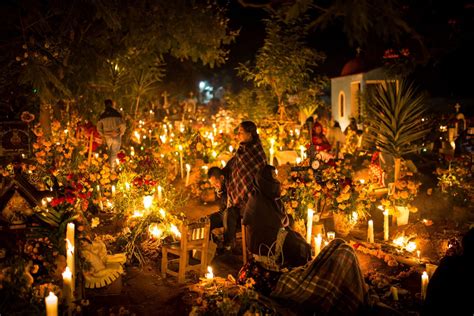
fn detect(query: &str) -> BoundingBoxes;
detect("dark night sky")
[212,1,474,103]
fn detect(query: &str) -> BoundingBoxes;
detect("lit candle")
[327,231,335,240]
[229,145,234,153]
[306,208,314,244]
[157,185,163,201]
[367,220,374,243]
[178,145,184,179]
[62,266,73,304]
[125,182,130,191]
[97,185,104,211]
[314,233,322,258]
[111,185,116,196]
[421,271,429,300]
[269,147,275,166]
[299,145,305,159]
[205,266,214,279]
[143,195,153,210]
[296,157,302,165]
[417,250,421,262]
[383,210,389,241]
[65,239,75,293]
[45,292,58,316]
[185,164,191,186]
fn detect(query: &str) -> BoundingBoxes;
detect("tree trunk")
[39,102,52,139]
[394,157,401,182]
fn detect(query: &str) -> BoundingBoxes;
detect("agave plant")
[365,80,430,181]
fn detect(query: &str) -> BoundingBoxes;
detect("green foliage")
[365,80,430,158]
[225,88,274,121]
[3,0,237,116]
[237,16,326,115]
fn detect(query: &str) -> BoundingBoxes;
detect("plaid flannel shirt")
[227,139,267,210]
[271,239,370,315]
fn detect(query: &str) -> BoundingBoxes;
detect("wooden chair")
[161,218,210,283]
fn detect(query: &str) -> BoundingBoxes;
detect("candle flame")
[143,195,153,210]
[205,266,214,279]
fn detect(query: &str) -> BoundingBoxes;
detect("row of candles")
[306,207,430,300]
[45,222,75,316]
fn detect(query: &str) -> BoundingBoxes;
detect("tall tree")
[237,16,326,121]
[1,0,237,131]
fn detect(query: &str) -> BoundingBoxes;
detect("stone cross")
[454,103,461,112]
[161,91,169,108]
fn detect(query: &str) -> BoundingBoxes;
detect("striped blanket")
[271,239,370,315]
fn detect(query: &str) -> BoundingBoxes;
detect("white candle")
[421,271,429,300]
[62,266,73,303]
[367,220,374,243]
[178,145,184,179]
[383,210,389,241]
[65,239,75,295]
[143,195,153,210]
[269,147,274,166]
[299,145,305,159]
[45,292,58,316]
[306,208,314,244]
[314,234,322,258]
[66,223,75,249]
[185,164,191,186]
[157,185,163,201]
[205,266,214,279]
[229,145,233,153]
[327,231,335,240]
[111,185,116,196]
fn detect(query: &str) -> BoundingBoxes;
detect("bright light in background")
[199,81,206,90]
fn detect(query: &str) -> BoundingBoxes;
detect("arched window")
[339,91,345,118]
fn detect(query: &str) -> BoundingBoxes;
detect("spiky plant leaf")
[366,80,430,158]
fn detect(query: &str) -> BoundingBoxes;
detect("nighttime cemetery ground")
[1,1,474,316]
[0,103,473,315]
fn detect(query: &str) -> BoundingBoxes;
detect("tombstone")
[0,121,30,157]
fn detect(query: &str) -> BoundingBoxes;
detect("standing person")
[97,99,126,169]
[207,167,240,253]
[328,121,345,155]
[226,121,267,247]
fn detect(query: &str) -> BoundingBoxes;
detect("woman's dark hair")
[104,99,114,108]
[207,166,223,179]
[240,121,260,142]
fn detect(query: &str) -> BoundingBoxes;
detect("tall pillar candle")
[178,145,184,179]
[269,147,274,166]
[66,223,75,249]
[62,266,73,304]
[66,239,75,296]
[314,233,322,258]
[45,292,58,316]
[367,220,374,243]
[383,210,389,241]
[185,164,191,186]
[306,208,314,244]
[157,185,163,201]
[421,271,429,300]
